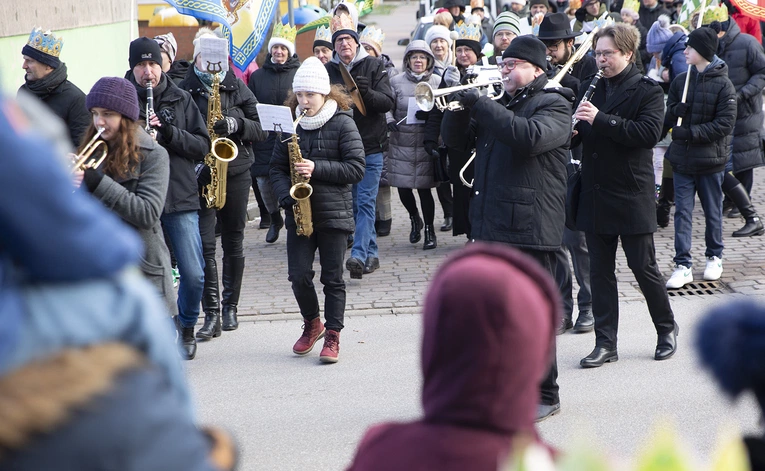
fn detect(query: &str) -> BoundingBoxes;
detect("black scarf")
[131,74,168,120]
[604,63,634,100]
[22,63,68,98]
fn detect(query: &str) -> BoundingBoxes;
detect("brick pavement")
[228,1,765,318]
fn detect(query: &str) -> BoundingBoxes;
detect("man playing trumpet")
[442,36,574,422]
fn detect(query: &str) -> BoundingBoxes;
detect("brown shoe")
[319,330,340,363]
[293,317,325,355]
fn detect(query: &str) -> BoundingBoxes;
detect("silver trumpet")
[415,75,505,112]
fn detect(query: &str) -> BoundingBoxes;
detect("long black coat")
[270,108,366,233]
[573,64,664,235]
[248,54,301,176]
[179,68,267,176]
[664,58,737,175]
[442,74,574,251]
[718,19,765,173]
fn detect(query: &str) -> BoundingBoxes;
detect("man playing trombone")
[442,36,574,422]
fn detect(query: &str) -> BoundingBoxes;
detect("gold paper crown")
[683,3,729,28]
[330,12,356,34]
[622,0,639,12]
[315,25,332,43]
[272,22,298,44]
[26,27,64,58]
[359,25,385,50]
[454,21,481,42]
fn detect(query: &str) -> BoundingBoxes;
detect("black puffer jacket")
[179,68,267,176]
[248,54,301,176]
[664,58,737,175]
[327,52,394,155]
[167,60,191,85]
[718,19,765,172]
[127,72,211,214]
[270,107,366,233]
[442,74,574,250]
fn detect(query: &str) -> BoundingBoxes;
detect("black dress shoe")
[580,347,618,368]
[377,219,392,237]
[347,234,354,250]
[572,310,594,333]
[556,317,573,335]
[535,403,561,423]
[265,212,283,244]
[440,217,453,232]
[346,257,364,279]
[655,323,679,361]
[363,257,380,274]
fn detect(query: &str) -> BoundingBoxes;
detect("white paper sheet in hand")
[199,37,229,73]
[256,104,296,134]
[406,97,425,125]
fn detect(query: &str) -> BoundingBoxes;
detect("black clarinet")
[146,81,156,137]
[572,69,604,132]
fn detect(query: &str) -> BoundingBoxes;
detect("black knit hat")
[502,35,548,70]
[456,39,482,57]
[687,26,718,62]
[129,37,163,69]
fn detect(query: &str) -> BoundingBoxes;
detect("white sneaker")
[703,256,723,281]
[666,265,693,289]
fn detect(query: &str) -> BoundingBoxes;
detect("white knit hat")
[425,25,453,48]
[268,37,296,57]
[292,57,331,95]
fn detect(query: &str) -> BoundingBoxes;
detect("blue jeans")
[673,171,724,268]
[351,152,383,261]
[161,211,205,328]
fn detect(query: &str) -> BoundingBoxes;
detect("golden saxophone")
[202,62,238,210]
[289,110,313,237]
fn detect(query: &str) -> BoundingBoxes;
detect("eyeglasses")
[335,36,355,44]
[543,40,564,52]
[495,31,517,39]
[498,59,528,71]
[594,49,618,58]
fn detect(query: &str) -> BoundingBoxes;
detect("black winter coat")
[167,60,191,85]
[248,54,301,176]
[662,32,689,83]
[442,74,574,250]
[327,53,394,155]
[664,58,737,175]
[270,108,366,233]
[573,64,664,235]
[718,19,765,172]
[128,72,211,214]
[179,68,267,176]
[638,4,671,31]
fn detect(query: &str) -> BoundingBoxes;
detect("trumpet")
[71,127,108,173]
[415,80,505,112]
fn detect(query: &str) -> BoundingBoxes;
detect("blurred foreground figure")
[347,243,560,470]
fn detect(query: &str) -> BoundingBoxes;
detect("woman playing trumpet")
[74,77,175,315]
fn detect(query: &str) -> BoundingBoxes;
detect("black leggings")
[398,188,435,226]
[723,169,753,194]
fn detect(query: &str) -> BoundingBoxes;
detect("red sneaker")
[293,317,325,355]
[319,330,340,363]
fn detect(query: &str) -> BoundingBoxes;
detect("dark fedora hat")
[537,12,582,40]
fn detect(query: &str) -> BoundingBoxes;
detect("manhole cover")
[666,281,729,297]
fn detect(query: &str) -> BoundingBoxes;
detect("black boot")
[377,219,392,237]
[221,256,245,331]
[197,258,221,340]
[656,177,674,228]
[266,211,283,243]
[440,217,453,232]
[423,224,437,250]
[409,214,424,244]
[181,324,197,360]
[728,183,765,237]
[259,210,271,229]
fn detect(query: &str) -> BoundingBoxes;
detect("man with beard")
[489,12,522,63]
[18,28,90,147]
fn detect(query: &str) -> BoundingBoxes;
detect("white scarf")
[298,99,338,130]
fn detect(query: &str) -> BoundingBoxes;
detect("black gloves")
[355,75,370,95]
[279,196,296,210]
[672,126,690,141]
[157,119,173,141]
[387,122,399,133]
[672,102,690,117]
[454,88,480,109]
[424,140,438,156]
[213,117,241,136]
[415,110,429,121]
[83,168,104,192]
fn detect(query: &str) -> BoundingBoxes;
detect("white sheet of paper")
[199,37,229,73]
[406,97,425,125]
[256,104,295,134]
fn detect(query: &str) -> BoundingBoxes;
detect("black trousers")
[519,248,560,406]
[436,183,453,219]
[585,232,675,350]
[287,227,348,332]
[199,171,250,259]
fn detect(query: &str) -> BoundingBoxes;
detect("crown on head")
[330,12,356,34]
[26,27,64,58]
[272,22,298,43]
[622,0,639,12]
[454,21,481,42]
[702,4,729,24]
[359,25,385,49]
[315,25,332,43]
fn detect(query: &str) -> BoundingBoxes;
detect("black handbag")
[565,161,581,231]
[433,146,450,183]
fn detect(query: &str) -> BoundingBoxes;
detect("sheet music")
[200,37,229,72]
[256,104,295,134]
[406,97,425,125]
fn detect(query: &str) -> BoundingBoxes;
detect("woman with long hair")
[270,57,365,363]
[74,77,175,319]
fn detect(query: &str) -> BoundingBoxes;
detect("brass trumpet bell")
[71,127,108,173]
[414,80,505,112]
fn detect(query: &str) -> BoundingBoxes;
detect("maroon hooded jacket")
[347,243,561,470]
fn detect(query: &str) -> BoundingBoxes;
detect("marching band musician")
[73,77,175,318]
[571,23,677,369]
[179,33,267,340]
[442,36,574,422]
[270,57,365,363]
[126,37,210,361]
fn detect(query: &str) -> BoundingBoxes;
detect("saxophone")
[289,110,313,237]
[202,63,238,210]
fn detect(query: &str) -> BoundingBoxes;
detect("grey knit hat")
[86,77,140,122]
